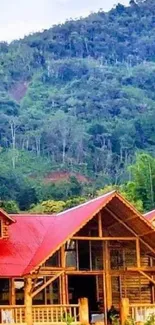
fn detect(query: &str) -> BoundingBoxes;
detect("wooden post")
[24,278,32,325]
[104,241,112,310]
[61,273,66,304]
[66,274,69,304]
[79,297,89,325]
[120,298,129,325]
[103,272,107,325]
[136,238,141,268]
[9,279,15,305]
[98,212,102,237]
[150,257,155,303]
[61,245,66,304]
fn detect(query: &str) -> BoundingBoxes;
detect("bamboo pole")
[79,297,89,325]
[24,278,32,325]
[136,238,141,268]
[61,245,66,304]
[98,212,103,237]
[104,241,112,310]
[72,236,136,241]
[103,272,108,325]
[120,298,129,325]
[139,270,155,285]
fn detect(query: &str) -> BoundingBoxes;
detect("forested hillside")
[1,0,155,212]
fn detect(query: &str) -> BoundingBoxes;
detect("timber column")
[61,245,67,304]
[120,298,129,325]
[9,279,15,305]
[104,241,112,311]
[24,278,32,325]
[79,298,89,325]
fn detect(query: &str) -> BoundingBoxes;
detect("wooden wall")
[0,215,9,238]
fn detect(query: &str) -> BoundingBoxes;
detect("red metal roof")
[144,210,155,222]
[0,191,115,277]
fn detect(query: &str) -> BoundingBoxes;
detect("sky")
[0,0,129,43]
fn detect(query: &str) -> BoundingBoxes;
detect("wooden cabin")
[1,191,155,325]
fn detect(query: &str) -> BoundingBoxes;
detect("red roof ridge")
[57,190,116,217]
[144,209,155,222]
[144,209,155,216]
[10,214,55,218]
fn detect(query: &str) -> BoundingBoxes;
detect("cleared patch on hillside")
[10,81,29,102]
[44,171,89,184]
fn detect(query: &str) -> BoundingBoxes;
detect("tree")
[30,200,66,213]
[129,153,155,211]
[0,200,19,213]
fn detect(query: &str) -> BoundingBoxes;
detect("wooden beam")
[66,270,103,275]
[72,236,136,241]
[40,266,64,271]
[27,271,64,278]
[89,240,92,270]
[136,238,141,268]
[103,273,108,325]
[59,274,62,304]
[61,245,65,268]
[106,207,155,256]
[127,267,155,272]
[66,274,69,304]
[60,246,66,304]
[150,258,155,303]
[139,270,155,285]
[76,240,79,270]
[98,212,102,237]
[139,230,155,237]
[107,214,138,230]
[104,241,112,310]
[31,271,63,298]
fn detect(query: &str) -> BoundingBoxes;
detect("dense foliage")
[1,0,155,211]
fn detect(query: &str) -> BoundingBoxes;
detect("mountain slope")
[0,0,155,205]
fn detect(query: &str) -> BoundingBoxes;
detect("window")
[91,241,103,270]
[78,241,90,270]
[0,279,9,304]
[65,240,77,268]
[15,279,24,305]
[45,251,60,267]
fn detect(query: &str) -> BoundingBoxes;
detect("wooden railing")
[0,305,26,324]
[0,304,80,324]
[130,304,155,322]
[32,304,80,324]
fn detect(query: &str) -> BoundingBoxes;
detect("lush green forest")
[1,0,155,213]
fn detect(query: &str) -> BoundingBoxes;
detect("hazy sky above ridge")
[0,0,129,42]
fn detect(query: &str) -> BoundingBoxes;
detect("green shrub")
[0,200,19,213]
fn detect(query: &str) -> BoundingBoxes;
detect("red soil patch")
[44,171,89,184]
